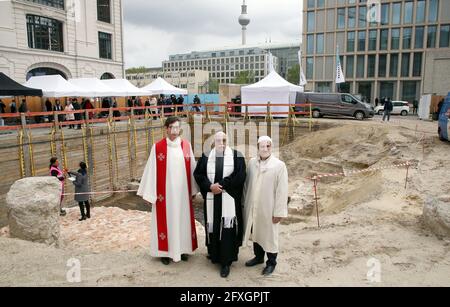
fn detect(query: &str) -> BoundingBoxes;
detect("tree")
[287,64,300,85]
[232,71,255,84]
[208,79,219,93]
[125,66,149,74]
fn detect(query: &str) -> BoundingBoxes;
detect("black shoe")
[79,216,86,221]
[86,213,91,219]
[181,254,189,261]
[220,265,230,278]
[245,258,264,267]
[206,254,211,260]
[262,265,276,276]
[161,257,170,265]
[60,209,67,217]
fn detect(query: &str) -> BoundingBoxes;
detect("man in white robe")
[137,116,199,265]
[243,136,289,276]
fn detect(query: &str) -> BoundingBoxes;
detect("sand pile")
[1,206,205,254]
[282,124,416,216]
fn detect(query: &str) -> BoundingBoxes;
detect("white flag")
[298,50,307,86]
[335,45,345,84]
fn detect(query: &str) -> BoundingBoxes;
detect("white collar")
[167,137,181,147]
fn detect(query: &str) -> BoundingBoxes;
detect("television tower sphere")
[239,1,250,27]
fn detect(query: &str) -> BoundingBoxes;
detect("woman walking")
[68,162,91,221]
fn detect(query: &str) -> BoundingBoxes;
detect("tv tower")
[238,0,250,45]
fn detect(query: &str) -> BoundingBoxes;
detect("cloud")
[123,0,302,68]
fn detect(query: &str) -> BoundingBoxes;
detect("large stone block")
[6,177,61,245]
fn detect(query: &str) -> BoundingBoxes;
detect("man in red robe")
[137,116,198,265]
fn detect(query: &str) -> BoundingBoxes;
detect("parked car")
[295,92,374,120]
[374,101,410,116]
[438,94,450,141]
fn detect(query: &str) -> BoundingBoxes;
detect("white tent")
[69,78,122,97]
[24,75,87,98]
[101,79,152,97]
[241,71,303,117]
[141,77,188,95]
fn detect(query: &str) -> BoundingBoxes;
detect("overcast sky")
[123,0,303,69]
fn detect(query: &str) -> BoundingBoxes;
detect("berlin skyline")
[123,0,302,69]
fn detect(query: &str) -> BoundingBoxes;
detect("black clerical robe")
[194,149,246,266]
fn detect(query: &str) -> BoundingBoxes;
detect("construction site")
[0,105,449,286]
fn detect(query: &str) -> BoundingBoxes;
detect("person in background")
[53,100,64,123]
[18,99,27,113]
[10,101,17,113]
[68,162,91,221]
[413,99,419,115]
[177,95,185,115]
[383,98,393,122]
[72,98,82,129]
[45,99,53,122]
[0,99,6,126]
[193,95,201,112]
[49,157,67,216]
[64,101,75,129]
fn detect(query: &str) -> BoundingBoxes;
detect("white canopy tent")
[24,75,87,98]
[69,78,122,97]
[141,77,188,95]
[101,79,152,97]
[241,71,303,117]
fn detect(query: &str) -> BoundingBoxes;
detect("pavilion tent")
[241,71,303,118]
[0,72,43,97]
[141,77,188,95]
[23,75,87,98]
[101,79,153,97]
[69,78,122,97]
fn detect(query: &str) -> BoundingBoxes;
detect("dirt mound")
[282,124,407,215]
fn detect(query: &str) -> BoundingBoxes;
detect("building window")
[98,32,112,59]
[26,0,64,9]
[367,55,376,78]
[381,3,389,25]
[404,1,413,24]
[357,6,366,28]
[358,31,366,51]
[415,27,424,48]
[306,57,314,79]
[413,53,422,76]
[402,81,418,102]
[26,15,63,52]
[392,2,401,25]
[416,0,426,23]
[307,12,315,32]
[440,25,450,48]
[356,55,365,78]
[346,55,354,79]
[316,82,332,93]
[307,34,314,54]
[348,7,356,28]
[427,26,437,48]
[337,8,345,29]
[347,31,355,52]
[316,33,324,54]
[391,28,400,50]
[378,55,387,77]
[390,54,399,77]
[97,0,111,23]
[380,29,388,50]
[307,0,315,9]
[368,30,377,51]
[428,0,439,23]
[317,0,325,8]
[403,27,412,49]
[401,53,410,77]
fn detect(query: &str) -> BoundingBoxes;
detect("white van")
[374,101,410,116]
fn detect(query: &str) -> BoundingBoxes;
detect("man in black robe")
[194,132,246,278]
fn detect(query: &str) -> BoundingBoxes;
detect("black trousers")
[253,242,277,266]
[78,201,90,217]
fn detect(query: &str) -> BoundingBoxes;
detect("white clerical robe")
[137,137,198,262]
[243,155,288,253]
